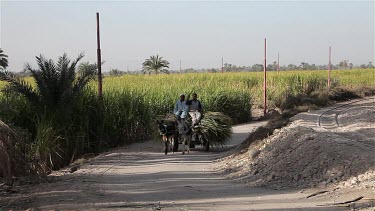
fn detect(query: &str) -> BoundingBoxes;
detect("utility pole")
[277,52,280,73]
[221,57,224,73]
[328,46,331,88]
[180,59,182,74]
[96,12,102,97]
[343,59,349,70]
[264,38,267,115]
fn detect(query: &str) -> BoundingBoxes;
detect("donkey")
[176,119,192,155]
[157,120,177,155]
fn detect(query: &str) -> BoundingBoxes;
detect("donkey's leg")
[164,139,168,155]
[181,136,186,155]
[170,137,174,153]
[187,135,191,154]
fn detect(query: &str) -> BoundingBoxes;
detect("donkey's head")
[157,120,175,136]
[156,120,166,135]
[176,120,191,135]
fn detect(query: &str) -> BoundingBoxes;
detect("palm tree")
[0,53,96,171]
[0,49,8,69]
[109,68,124,76]
[142,55,170,74]
[77,61,105,78]
[0,53,95,113]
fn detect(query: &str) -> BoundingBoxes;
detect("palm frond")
[56,54,77,106]
[57,53,74,86]
[0,48,9,69]
[72,62,95,96]
[0,70,40,105]
[199,112,233,146]
[160,69,170,74]
[68,53,84,76]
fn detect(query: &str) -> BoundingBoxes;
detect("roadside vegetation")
[0,50,374,179]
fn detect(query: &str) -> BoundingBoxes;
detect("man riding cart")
[158,93,231,155]
[172,93,207,152]
[187,93,203,127]
[174,93,189,122]
[174,93,203,122]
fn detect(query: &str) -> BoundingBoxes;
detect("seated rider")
[188,93,203,126]
[174,94,188,123]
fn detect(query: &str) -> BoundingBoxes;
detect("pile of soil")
[215,109,375,190]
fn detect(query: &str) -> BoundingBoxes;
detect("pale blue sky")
[1,0,374,71]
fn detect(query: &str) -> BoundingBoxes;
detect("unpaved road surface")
[2,99,374,210]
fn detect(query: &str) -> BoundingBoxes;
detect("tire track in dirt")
[318,97,375,129]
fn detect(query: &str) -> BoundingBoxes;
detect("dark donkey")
[156,120,179,155]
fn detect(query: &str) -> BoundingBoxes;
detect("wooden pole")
[328,46,331,88]
[264,38,267,115]
[96,12,102,97]
[277,52,280,73]
[221,57,224,73]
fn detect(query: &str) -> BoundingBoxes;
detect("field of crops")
[1,69,374,122]
[98,68,374,119]
[1,69,374,126]
[0,68,373,170]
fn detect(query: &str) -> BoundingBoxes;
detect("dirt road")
[2,99,374,210]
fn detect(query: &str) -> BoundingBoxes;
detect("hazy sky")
[1,0,374,71]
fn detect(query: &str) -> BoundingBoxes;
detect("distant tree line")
[1,49,373,76]
[107,60,374,75]
[198,61,374,73]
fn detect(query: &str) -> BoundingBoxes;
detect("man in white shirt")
[188,93,203,126]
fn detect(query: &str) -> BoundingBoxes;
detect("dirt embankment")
[215,98,375,191]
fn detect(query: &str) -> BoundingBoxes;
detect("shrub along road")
[3,104,373,210]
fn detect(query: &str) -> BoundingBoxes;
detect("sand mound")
[216,109,375,190]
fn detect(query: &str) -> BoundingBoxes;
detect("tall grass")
[87,68,373,149]
[1,69,374,125]
[96,68,374,114]
[0,68,373,171]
